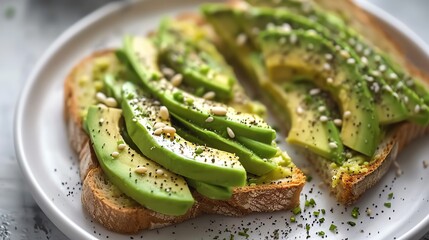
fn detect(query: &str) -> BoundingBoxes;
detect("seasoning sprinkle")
[319,115,328,122]
[203,91,216,100]
[155,169,164,175]
[105,97,118,107]
[333,119,342,126]
[159,106,170,120]
[111,151,120,158]
[154,122,166,129]
[227,127,235,138]
[171,74,183,87]
[205,116,214,123]
[135,166,148,174]
[96,92,107,102]
[117,144,126,151]
[211,106,227,116]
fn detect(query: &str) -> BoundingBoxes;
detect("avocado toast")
[64,0,429,234]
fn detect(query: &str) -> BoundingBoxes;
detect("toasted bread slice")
[65,50,305,233]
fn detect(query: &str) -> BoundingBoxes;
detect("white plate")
[14,0,429,239]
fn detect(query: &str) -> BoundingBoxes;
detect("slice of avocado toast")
[86,105,194,215]
[171,114,276,175]
[245,0,429,124]
[259,29,380,157]
[122,36,276,145]
[155,19,236,101]
[233,6,408,125]
[122,82,247,187]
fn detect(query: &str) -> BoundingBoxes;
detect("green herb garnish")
[384,202,391,208]
[292,206,301,215]
[351,207,359,219]
[329,224,337,231]
[347,221,356,227]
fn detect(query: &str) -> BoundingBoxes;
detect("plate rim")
[13,0,429,239]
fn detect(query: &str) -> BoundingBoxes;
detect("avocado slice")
[171,114,276,175]
[86,106,194,216]
[246,0,429,124]
[260,29,380,157]
[248,151,294,185]
[121,82,246,187]
[121,36,276,145]
[155,19,236,101]
[186,179,233,200]
[267,81,344,165]
[233,6,408,125]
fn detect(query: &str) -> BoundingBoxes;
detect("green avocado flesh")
[155,19,236,101]
[234,6,408,125]
[122,35,276,145]
[86,106,194,216]
[171,114,276,175]
[268,81,345,165]
[186,179,233,200]
[260,29,380,157]
[121,82,247,187]
[245,0,429,125]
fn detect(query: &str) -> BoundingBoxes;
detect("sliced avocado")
[122,36,276,144]
[234,6,408,125]
[246,0,429,124]
[234,136,277,159]
[121,82,246,187]
[172,114,276,175]
[86,106,194,216]
[155,19,236,101]
[186,179,233,200]
[260,29,380,157]
[269,81,344,164]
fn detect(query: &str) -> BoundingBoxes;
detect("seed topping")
[159,106,169,120]
[227,127,235,138]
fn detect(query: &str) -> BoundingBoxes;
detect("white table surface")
[1,0,428,239]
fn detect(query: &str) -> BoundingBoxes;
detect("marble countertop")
[1,0,428,239]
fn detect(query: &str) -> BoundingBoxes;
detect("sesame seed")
[390,73,398,79]
[96,92,107,102]
[365,75,374,82]
[135,167,148,174]
[205,116,214,123]
[227,127,235,138]
[117,144,126,151]
[371,82,380,93]
[325,54,333,60]
[154,122,166,129]
[236,33,247,46]
[328,142,338,149]
[111,151,120,158]
[403,96,409,103]
[379,65,387,72]
[323,63,331,71]
[105,97,118,107]
[340,50,350,58]
[319,115,328,122]
[326,77,334,84]
[343,111,352,118]
[154,128,163,136]
[347,58,356,64]
[309,88,321,95]
[281,23,292,32]
[161,67,175,77]
[171,74,183,87]
[364,48,371,56]
[203,91,216,100]
[415,105,421,113]
[156,169,164,175]
[361,57,368,65]
[163,126,176,136]
[318,106,326,112]
[333,119,342,126]
[289,34,297,44]
[99,118,104,124]
[211,106,227,116]
[372,70,381,76]
[159,106,169,120]
[296,106,304,115]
